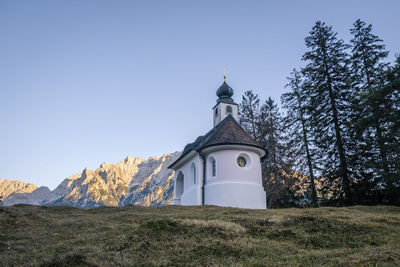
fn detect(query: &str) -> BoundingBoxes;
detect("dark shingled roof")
[168,115,265,169]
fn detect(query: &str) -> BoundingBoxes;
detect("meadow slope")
[0,205,399,266]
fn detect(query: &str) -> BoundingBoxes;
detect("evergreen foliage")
[301,21,354,204]
[349,19,392,204]
[240,93,302,208]
[281,69,318,207]
[378,56,400,204]
[239,90,260,140]
[239,19,399,207]
[259,97,300,208]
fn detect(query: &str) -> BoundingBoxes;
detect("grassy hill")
[1,205,399,266]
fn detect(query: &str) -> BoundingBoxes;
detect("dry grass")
[0,205,399,266]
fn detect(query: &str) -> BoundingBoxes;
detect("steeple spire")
[213,75,238,127]
[216,75,234,103]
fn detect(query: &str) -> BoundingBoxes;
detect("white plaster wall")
[171,155,203,206]
[213,103,239,127]
[220,102,239,122]
[213,105,221,127]
[205,149,266,209]
[205,182,266,209]
[206,150,263,185]
[172,148,266,209]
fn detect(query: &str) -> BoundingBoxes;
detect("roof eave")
[212,100,238,109]
[200,143,267,158]
[168,150,198,170]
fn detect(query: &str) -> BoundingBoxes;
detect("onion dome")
[216,79,234,103]
[216,81,234,98]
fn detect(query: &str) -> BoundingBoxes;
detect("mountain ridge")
[0,152,180,208]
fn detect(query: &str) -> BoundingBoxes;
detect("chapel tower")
[212,75,239,127]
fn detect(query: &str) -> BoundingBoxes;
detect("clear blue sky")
[1,0,399,189]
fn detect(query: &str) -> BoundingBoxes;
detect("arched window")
[190,163,197,184]
[212,159,216,176]
[175,171,184,199]
[226,105,232,114]
[215,108,218,116]
[209,157,216,177]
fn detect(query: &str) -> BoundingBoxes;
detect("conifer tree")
[302,21,353,203]
[281,69,318,207]
[239,91,260,140]
[378,56,400,204]
[239,94,301,207]
[257,98,300,208]
[350,19,391,191]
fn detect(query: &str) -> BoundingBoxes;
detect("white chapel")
[168,77,267,209]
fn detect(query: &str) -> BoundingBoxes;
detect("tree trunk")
[327,83,352,203]
[297,94,318,207]
[363,56,391,183]
[375,122,391,183]
[322,48,352,203]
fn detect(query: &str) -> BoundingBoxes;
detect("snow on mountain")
[0,152,180,208]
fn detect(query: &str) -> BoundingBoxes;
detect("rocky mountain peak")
[124,156,136,163]
[0,152,181,208]
[0,179,37,199]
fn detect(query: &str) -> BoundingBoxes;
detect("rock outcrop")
[0,179,38,200]
[3,186,52,206]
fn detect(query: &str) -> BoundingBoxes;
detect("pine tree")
[239,94,301,207]
[302,21,353,203]
[378,56,400,204]
[257,97,300,208]
[239,91,260,140]
[350,19,391,194]
[281,69,318,207]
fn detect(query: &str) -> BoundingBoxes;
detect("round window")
[237,156,247,167]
